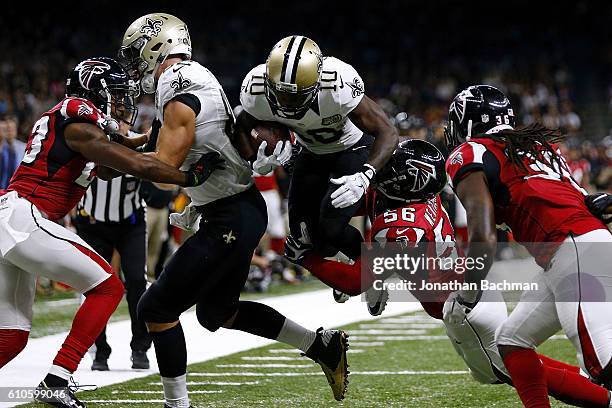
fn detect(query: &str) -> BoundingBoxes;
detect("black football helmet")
[374,139,447,204]
[66,57,139,125]
[444,85,515,151]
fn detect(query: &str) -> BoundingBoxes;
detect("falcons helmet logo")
[405,159,437,192]
[75,60,111,90]
[449,88,481,124]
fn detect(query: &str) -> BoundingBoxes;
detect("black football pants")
[288,134,373,259]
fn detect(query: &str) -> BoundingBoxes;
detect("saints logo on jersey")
[171,72,192,93]
[346,77,364,98]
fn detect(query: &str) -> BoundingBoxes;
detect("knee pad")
[0,329,29,368]
[196,302,237,332]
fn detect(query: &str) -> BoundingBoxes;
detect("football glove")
[252,140,292,176]
[330,164,376,209]
[442,290,481,325]
[585,193,612,224]
[183,152,226,187]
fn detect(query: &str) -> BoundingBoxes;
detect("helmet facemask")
[265,75,320,119]
[98,79,140,126]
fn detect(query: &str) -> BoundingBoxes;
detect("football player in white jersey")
[118,14,349,407]
[236,36,398,284]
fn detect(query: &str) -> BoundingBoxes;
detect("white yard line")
[350,335,450,341]
[216,363,314,368]
[187,370,469,377]
[349,341,386,347]
[358,323,441,329]
[241,356,307,361]
[147,381,261,386]
[127,390,224,394]
[348,329,428,335]
[0,289,420,407]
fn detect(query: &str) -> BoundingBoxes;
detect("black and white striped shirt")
[80,175,143,222]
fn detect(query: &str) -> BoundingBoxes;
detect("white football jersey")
[156,60,253,206]
[240,57,365,154]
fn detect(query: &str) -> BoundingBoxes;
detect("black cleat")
[35,377,89,408]
[304,327,350,401]
[91,357,109,371]
[131,350,150,370]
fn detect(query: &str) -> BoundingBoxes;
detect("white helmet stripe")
[283,35,304,83]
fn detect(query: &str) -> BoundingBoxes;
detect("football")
[251,123,292,155]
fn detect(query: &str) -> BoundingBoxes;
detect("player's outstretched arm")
[146,100,198,189]
[64,122,190,186]
[455,171,497,290]
[349,95,398,171]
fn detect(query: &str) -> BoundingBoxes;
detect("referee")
[75,173,152,370]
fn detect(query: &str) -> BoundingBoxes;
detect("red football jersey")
[446,138,605,265]
[8,97,105,220]
[367,192,463,318]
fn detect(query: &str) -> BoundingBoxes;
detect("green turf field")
[20,310,577,408]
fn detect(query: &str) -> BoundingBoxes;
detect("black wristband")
[362,163,376,181]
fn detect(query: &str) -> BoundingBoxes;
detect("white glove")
[252,140,292,176]
[330,164,376,208]
[442,290,480,325]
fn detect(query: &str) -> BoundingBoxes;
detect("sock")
[0,329,29,368]
[269,237,285,254]
[150,323,187,378]
[302,253,372,296]
[276,318,316,353]
[52,275,123,372]
[504,348,551,408]
[539,354,580,373]
[545,365,610,407]
[229,301,286,339]
[161,373,190,408]
[43,365,72,387]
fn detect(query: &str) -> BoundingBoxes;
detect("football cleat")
[35,377,90,408]
[304,327,350,401]
[284,222,313,264]
[333,289,350,304]
[365,284,389,316]
[131,350,150,370]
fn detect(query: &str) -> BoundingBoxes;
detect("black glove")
[585,193,612,224]
[183,152,226,187]
[141,119,162,153]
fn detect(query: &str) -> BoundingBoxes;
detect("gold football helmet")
[118,13,191,94]
[265,35,322,117]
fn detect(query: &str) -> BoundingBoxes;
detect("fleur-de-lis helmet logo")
[140,18,163,37]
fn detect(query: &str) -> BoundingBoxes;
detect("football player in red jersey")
[0,57,221,408]
[289,139,612,407]
[443,85,612,408]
